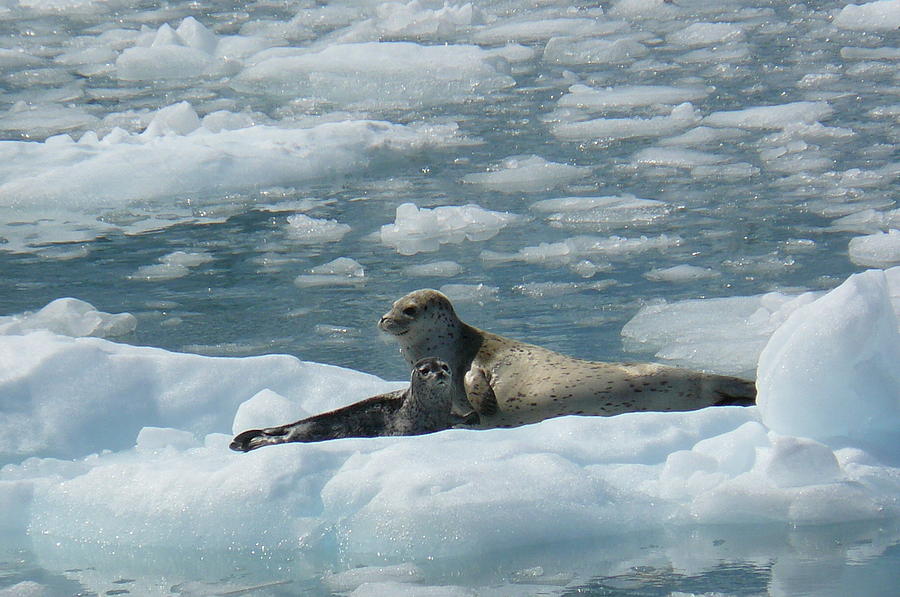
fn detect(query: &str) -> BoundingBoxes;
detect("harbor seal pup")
[378,289,756,428]
[230,357,456,452]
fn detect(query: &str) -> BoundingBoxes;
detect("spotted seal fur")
[378,289,756,428]
[230,357,455,451]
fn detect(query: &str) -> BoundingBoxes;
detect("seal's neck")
[399,321,480,370]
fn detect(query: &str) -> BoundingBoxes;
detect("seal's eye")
[441,364,450,373]
[402,306,417,317]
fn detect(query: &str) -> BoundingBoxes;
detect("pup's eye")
[402,306,417,316]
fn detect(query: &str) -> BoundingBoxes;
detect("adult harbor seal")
[378,289,756,428]
[230,357,456,452]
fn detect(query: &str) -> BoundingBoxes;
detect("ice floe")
[0,268,897,596]
[233,42,515,109]
[380,202,522,255]
[461,155,591,193]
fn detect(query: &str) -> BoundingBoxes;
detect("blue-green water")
[1,0,898,594]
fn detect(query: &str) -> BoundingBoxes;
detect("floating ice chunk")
[310,256,364,277]
[116,18,233,81]
[571,259,612,278]
[0,48,44,69]
[472,17,604,44]
[832,209,900,234]
[438,283,498,303]
[557,84,711,112]
[543,36,648,65]
[608,0,679,18]
[371,1,482,40]
[130,263,191,281]
[0,102,99,140]
[295,257,366,287]
[658,126,748,147]
[704,101,833,129]
[759,121,854,143]
[174,15,218,54]
[161,250,213,268]
[531,194,664,213]
[632,147,729,168]
[346,582,475,597]
[513,280,615,298]
[130,250,212,281]
[482,234,681,267]
[403,260,463,277]
[644,264,720,283]
[675,43,750,65]
[622,290,823,377]
[532,194,667,227]
[0,298,136,338]
[1,116,462,253]
[867,104,900,120]
[552,102,699,142]
[234,42,514,109]
[323,563,424,593]
[848,230,900,268]
[286,214,351,244]
[629,147,758,179]
[54,45,117,68]
[840,46,900,60]
[484,43,536,64]
[462,155,591,193]
[232,389,306,436]
[796,72,842,89]
[666,22,744,47]
[141,101,201,137]
[380,203,522,255]
[757,269,900,443]
[833,0,900,31]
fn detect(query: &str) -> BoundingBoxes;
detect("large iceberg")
[1,268,898,595]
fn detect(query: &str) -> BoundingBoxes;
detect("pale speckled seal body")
[378,289,756,428]
[230,357,455,452]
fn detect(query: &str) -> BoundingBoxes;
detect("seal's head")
[378,289,460,341]
[411,356,451,387]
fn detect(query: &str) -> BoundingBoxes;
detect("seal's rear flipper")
[229,425,290,452]
[712,377,757,407]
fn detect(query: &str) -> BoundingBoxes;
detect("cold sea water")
[1,0,899,595]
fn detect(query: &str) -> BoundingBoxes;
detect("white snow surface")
[2,269,898,590]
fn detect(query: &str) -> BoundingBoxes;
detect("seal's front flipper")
[465,366,498,416]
